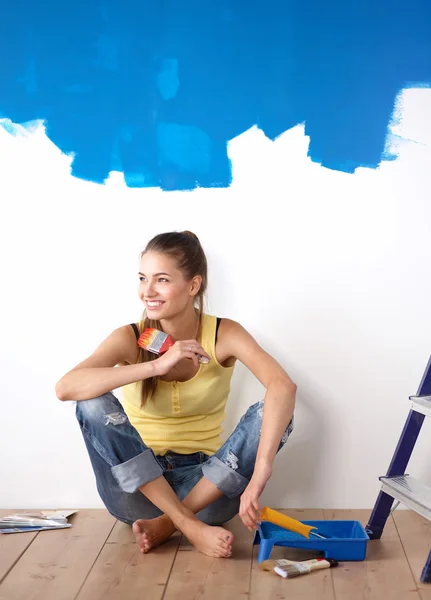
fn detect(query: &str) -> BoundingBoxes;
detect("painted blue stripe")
[0,0,430,189]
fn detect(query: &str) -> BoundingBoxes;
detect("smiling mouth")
[146,300,165,308]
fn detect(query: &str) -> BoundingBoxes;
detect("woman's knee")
[75,392,125,425]
[244,400,294,442]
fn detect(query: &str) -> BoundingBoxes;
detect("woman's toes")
[224,533,234,544]
[132,522,141,535]
[216,531,233,556]
[217,543,232,557]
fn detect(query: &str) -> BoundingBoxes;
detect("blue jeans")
[75,392,294,526]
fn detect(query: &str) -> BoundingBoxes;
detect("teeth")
[147,301,163,306]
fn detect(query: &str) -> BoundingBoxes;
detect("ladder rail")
[366,355,431,537]
[365,354,431,583]
[365,409,425,537]
[416,355,431,397]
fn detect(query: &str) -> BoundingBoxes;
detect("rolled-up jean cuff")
[111,448,164,493]
[202,456,250,499]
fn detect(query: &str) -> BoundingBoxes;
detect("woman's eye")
[139,276,168,283]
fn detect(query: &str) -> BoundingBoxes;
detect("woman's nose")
[145,280,156,296]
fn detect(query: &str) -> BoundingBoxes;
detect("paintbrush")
[273,558,338,579]
[137,328,174,355]
[137,328,210,363]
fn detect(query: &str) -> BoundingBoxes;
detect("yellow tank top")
[121,314,235,456]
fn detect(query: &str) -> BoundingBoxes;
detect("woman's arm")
[216,319,297,529]
[55,325,156,401]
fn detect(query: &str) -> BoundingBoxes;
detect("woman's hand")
[152,340,211,377]
[239,463,273,531]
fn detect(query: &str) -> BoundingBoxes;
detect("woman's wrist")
[141,359,159,379]
[253,458,273,481]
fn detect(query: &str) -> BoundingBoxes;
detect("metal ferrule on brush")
[146,330,169,354]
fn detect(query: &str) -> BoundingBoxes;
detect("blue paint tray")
[254,520,369,562]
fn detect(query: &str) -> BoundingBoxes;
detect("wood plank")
[0,510,38,583]
[163,515,255,600]
[250,508,336,600]
[0,510,115,600]
[76,520,182,600]
[392,509,431,600]
[325,509,420,600]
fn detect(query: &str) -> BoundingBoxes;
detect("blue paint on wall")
[157,59,179,101]
[0,1,430,190]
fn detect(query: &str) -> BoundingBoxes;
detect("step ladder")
[366,355,431,583]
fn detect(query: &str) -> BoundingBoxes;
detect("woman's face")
[138,251,199,319]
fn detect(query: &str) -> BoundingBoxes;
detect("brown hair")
[137,231,208,407]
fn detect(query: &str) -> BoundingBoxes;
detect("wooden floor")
[0,508,430,600]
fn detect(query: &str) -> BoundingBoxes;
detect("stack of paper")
[0,510,77,534]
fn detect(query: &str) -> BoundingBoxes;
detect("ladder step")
[409,395,431,417]
[380,475,431,521]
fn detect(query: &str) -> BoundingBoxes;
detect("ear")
[189,275,202,297]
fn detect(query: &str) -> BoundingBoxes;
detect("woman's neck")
[159,307,201,342]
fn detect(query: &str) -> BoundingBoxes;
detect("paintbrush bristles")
[137,328,174,355]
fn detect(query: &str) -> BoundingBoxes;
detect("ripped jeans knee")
[75,392,126,426]
[75,392,163,493]
[202,400,294,498]
[103,411,128,426]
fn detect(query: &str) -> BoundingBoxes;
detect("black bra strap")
[130,323,140,341]
[215,317,222,342]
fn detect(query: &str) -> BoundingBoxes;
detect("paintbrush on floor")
[273,558,338,579]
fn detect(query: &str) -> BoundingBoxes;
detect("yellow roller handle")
[260,507,321,539]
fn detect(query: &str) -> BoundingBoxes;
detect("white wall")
[1,88,430,510]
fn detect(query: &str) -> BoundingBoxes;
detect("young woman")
[56,231,296,558]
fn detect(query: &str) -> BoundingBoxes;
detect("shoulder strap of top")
[131,317,220,344]
[130,323,140,341]
[131,319,217,343]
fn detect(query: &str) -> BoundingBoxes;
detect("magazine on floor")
[0,510,77,533]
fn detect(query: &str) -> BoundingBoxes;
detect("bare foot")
[132,515,176,553]
[181,519,234,558]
